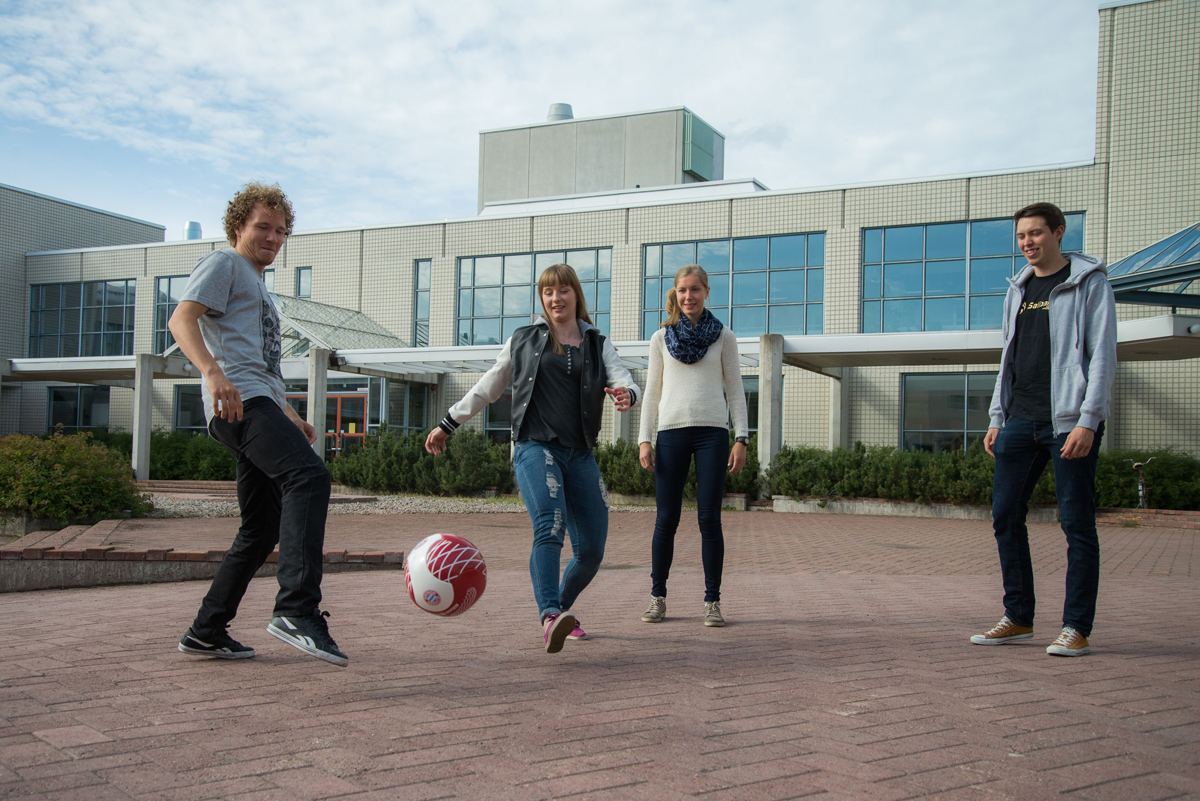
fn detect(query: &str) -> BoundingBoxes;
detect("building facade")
[6,0,1198,457]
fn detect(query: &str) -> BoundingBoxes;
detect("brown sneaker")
[970,616,1034,645]
[1046,626,1090,657]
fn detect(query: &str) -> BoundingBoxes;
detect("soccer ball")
[404,533,487,616]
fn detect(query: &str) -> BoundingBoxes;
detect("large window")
[47,386,109,433]
[296,266,312,298]
[386,379,430,434]
[414,259,431,347]
[862,213,1084,333]
[642,233,824,339]
[154,276,189,353]
[457,249,612,345]
[174,385,208,433]
[485,391,513,444]
[901,372,997,452]
[263,269,275,293]
[29,281,136,358]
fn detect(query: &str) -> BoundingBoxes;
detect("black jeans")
[651,426,728,603]
[992,416,1104,637]
[192,397,331,636]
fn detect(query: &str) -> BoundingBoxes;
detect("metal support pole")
[827,367,849,450]
[758,334,784,473]
[307,348,330,459]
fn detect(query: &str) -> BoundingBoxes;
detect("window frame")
[29,280,136,359]
[173,384,208,434]
[154,275,190,354]
[413,259,431,347]
[455,249,612,346]
[899,371,998,453]
[296,266,312,299]
[46,385,110,434]
[641,233,825,339]
[862,213,1085,333]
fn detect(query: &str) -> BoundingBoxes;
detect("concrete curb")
[0,548,403,593]
[772,495,1061,524]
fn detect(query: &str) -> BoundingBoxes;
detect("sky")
[0,0,1102,242]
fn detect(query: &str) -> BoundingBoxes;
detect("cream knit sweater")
[638,327,749,444]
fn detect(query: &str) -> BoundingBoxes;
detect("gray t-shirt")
[179,248,285,422]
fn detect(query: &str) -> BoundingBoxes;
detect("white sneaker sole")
[970,632,1034,645]
[267,622,349,666]
[178,642,255,659]
[544,613,575,654]
[1047,644,1090,657]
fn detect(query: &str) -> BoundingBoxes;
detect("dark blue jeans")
[192,397,331,636]
[651,426,728,603]
[991,416,1104,637]
[513,439,609,621]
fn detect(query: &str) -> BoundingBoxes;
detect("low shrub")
[91,429,236,481]
[769,442,1200,510]
[330,428,513,496]
[0,431,152,523]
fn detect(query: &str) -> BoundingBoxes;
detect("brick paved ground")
[2,511,1198,799]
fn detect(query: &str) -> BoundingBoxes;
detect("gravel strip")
[149,495,654,518]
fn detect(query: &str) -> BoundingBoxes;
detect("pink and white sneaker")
[543,613,575,654]
[566,618,588,640]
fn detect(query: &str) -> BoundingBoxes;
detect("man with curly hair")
[170,182,347,667]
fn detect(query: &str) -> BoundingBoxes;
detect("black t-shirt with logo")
[1009,262,1071,422]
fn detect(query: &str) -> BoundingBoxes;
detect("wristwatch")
[734,436,750,445]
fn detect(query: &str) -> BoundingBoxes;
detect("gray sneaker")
[704,601,725,627]
[641,596,666,623]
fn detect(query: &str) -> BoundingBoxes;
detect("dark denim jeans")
[651,426,728,603]
[192,397,331,636]
[992,416,1104,636]
[513,439,609,621]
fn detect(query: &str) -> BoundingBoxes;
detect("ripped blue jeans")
[513,439,609,621]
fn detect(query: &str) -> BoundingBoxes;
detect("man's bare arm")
[168,301,243,421]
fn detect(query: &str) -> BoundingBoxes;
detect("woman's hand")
[639,442,655,471]
[728,441,747,474]
[605,386,632,412]
[425,427,449,455]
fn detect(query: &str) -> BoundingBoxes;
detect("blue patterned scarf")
[664,309,723,364]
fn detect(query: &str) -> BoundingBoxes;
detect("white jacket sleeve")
[446,338,514,425]
[601,337,641,407]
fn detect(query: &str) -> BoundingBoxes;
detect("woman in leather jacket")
[426,264,640,654]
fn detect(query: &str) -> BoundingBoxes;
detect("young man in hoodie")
[971,202,1117,657]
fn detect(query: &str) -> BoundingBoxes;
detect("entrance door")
[285,393,367,460]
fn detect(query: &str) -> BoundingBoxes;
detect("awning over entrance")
[1108,221,1200,310]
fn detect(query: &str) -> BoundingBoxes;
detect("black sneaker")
[267,611,348,666]
[178,627,255,659]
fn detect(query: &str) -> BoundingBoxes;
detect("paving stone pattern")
[1,511,1197,799]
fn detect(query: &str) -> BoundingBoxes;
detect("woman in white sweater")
[638,264,749,627]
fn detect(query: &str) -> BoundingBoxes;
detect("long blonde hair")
[537,263,592,354]
[663,264,710,327]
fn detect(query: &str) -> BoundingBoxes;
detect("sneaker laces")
[1053,626,1081,646]
[987,616,1015,636]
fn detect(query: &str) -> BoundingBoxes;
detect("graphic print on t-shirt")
[261,300,282,377]
[1008,264,1070,422]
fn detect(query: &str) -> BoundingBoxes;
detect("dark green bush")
[330,428,513,496]
[0,431,152,523]
[594,433,763,499]
[768,442,1199,510]
[91,429,236,481]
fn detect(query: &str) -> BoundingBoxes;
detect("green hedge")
[90,430,236,481]
[0,432,152,523]
[594,433,762,499]
[769,442,1200,510]
[329,428,514,496]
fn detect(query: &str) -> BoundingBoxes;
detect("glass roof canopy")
[1107,221,1200,309]
[270,294,405,357]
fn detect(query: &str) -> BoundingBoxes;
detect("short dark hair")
[223,182,295,246]
[1014,202,1065,233]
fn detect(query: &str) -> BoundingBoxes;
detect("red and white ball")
[404,533,487,616]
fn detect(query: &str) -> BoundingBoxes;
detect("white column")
[131,354,160,481]
[307,348,330,459]
[828,367,849,450]
[610,408,632,445]
[758,334,784,473]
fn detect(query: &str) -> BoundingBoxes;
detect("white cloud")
[0,0,1099,233]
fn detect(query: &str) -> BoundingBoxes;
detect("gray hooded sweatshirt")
[988,252,1117,436]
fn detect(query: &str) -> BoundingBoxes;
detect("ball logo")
[423,589,441,605]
